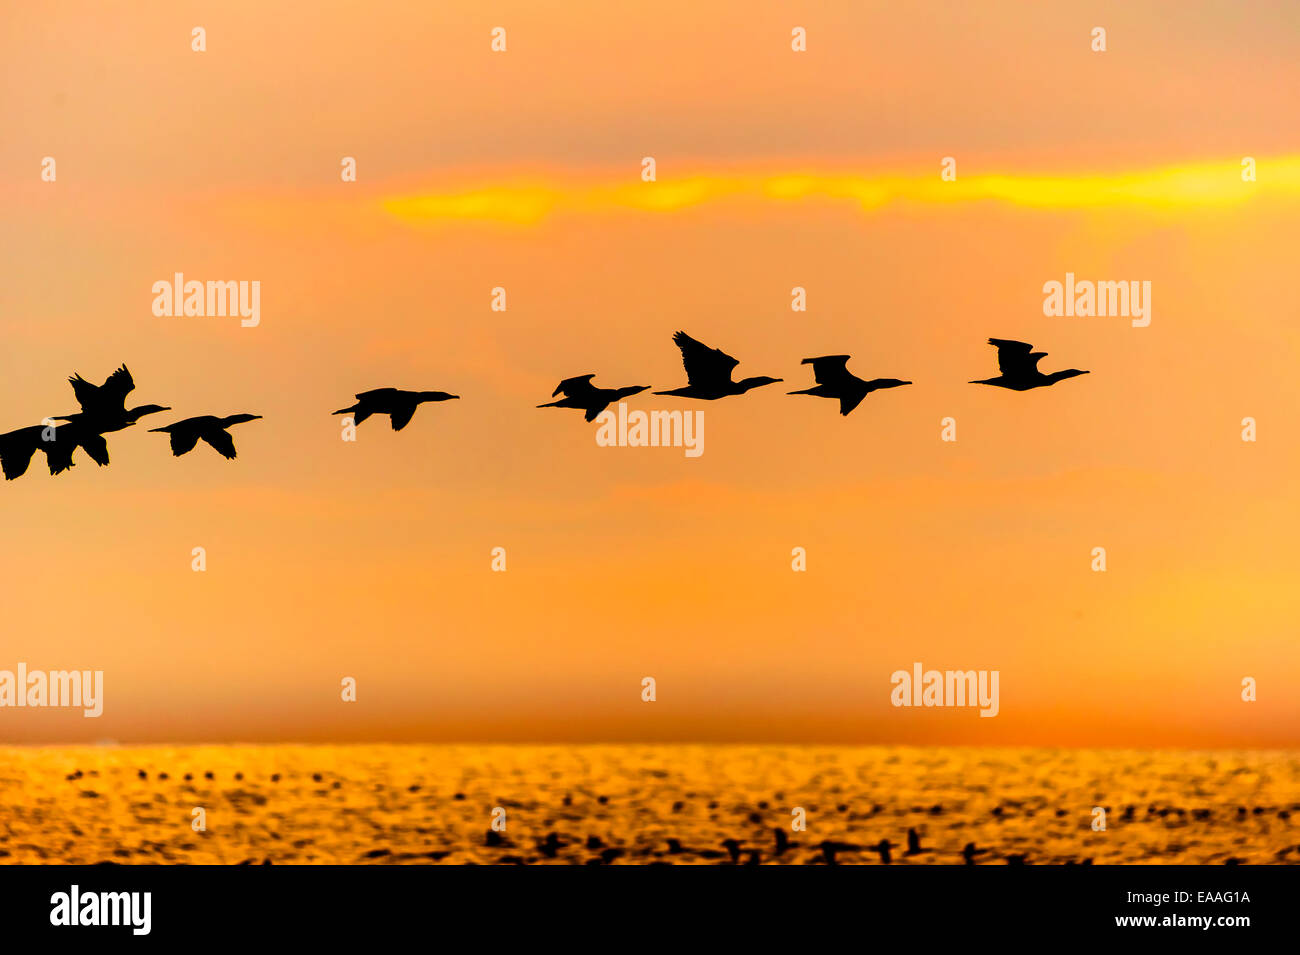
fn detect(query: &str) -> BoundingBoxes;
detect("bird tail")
[536,400,562,409]
[334,405,372,425]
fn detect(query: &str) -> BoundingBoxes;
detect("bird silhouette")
[332,388,459,431]
[872,839,895,864]
[904,828,932,857]
[721,839,744,863]
[536,832,568,859]
[970,339,1089,391]
[815,840,863,865]
[653,331,781,399]
[537,375,650,422]
[788,355,910,415]
[57,365,170,432]
[962,842,990,865]
[42,422,112,475]
[150,414,262,459]
[773,828,801,857]
[0,423,109,479]
[34,365,169,474]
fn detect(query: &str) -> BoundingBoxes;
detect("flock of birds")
[0,365,261,480]
[517,826,1020,866]
[0,332,1088,480]
[540,331,1088,421]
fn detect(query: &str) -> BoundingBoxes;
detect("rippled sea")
[1,745,1297,864]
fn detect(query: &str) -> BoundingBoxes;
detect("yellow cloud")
[381,156,1300,224]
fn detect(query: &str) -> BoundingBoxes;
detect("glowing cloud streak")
[381,157,1300,225]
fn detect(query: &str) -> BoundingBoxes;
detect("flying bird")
[721,839,745,864]
[772,828,801,857]
[58,364,170,431]
[150,414,263,459]
[43,422,110,475]
[0,423,108,479]
[653,331,781,399]
[815,840,864,865]
[788,355,910,415]
[332,388,459,431]
[962,842,990,865]
[970,338,1089,391]
[537,375,650,422]
[904,828,932,857]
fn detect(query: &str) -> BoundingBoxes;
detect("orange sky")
[1,1,1298,745]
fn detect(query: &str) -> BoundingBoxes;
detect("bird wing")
[201,429,238,459]
[553,375,597,398]
[989,338,1044,376]
[44,431,78,475]
[0,448,34,480]
[838,393,867,416]
[68,374,98,411]
[0,427,41,480]
[101,364,135,404]
[68,364,134,411]
[802,355,853,386]
[389,403,417,431]
[673,331,738,385]
[77,431,110,467]
[168,428,202,457]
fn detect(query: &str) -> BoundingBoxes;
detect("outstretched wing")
[100,365,135,404]
[989,338,1045,376]
[838,393,867,416]
[389,403,417,431]
[672,331,738,386]
[0,427,41,480]
[802,355,853,387]
[78,431,110,467]
[553,374,597,398]
[201,429,237,459]
[169,428,202,457]
[68,375,98,410]
[69,364,134,411]
[44,431,78,475]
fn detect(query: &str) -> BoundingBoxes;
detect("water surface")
[2,745,1296,864]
